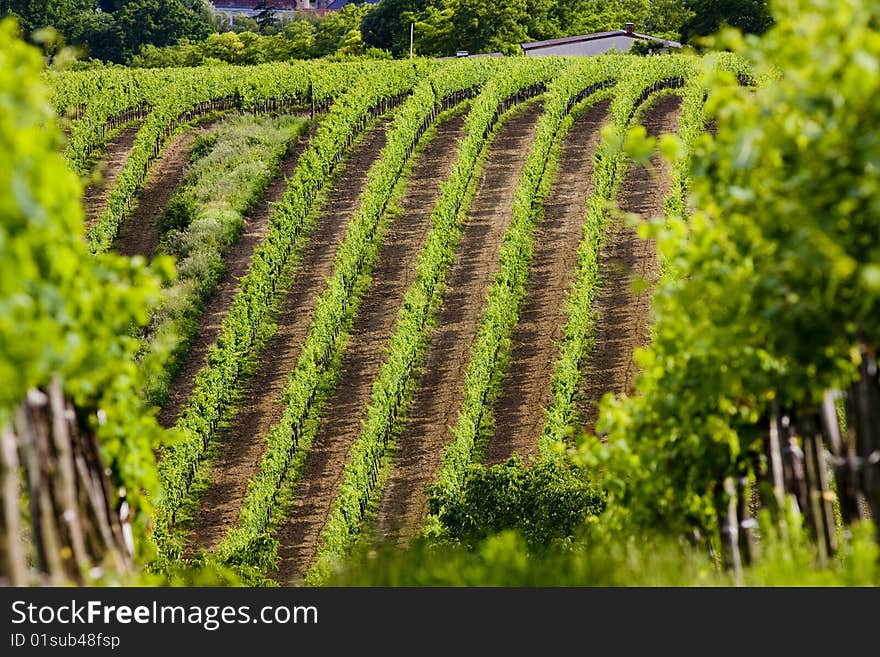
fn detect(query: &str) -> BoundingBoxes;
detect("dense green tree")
[281,19,316,58]
[403,0,528,56]
[184,0,214,25]
[67,9,123,61]
[360,0,431,56]
[0,0,92,34]
[640,0,694,37]
[539,0,692,40]
[0,0,214,62]
[113,0,211,61]
[681,0,773,42]
[522,0,605,38]
[202,30,246,62]
[231,15,260,33]
[445,0,529,54]
[313,3,371,56]
[402,4,452,56]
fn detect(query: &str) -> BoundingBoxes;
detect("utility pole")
[410,22,414,59]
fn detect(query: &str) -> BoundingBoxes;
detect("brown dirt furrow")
[373,102,545,548]
[82,123,142,231]
[578,94,682,435]
[158,124,317,428]
[115,121,219,259]
[271,113,469,583]
[486,99,611,465]
[186,121,390,554]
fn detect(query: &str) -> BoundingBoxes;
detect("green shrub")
[428,457,605,550]
[161,193,198,232]
[189,132,218,162]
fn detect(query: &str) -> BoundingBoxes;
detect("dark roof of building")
[521,29,682,51]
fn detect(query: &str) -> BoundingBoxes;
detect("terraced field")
[52,54,745,585]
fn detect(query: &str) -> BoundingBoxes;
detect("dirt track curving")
[485,99,611,465]
[185,121,390,554]
[82,124,142,231]
[270,113,469,583]
[372,102,545,547]
[577,94,682,435]
[158,124,316,428]
[114,122,218,259]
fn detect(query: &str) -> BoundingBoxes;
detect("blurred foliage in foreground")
[333,519,879,586]
[0,15,169,573]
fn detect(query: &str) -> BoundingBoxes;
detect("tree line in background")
[363,0,695,57]
[0,0,773,65]
[0,1,214,62]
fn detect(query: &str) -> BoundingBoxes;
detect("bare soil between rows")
[486,99,611,465]
[114,121,220,259]
[577,94,682,435]
[270,113,469,584]
[185,121,390,554]
[373,102,545,547]
[82,124,142,232]
[158,124,317,428]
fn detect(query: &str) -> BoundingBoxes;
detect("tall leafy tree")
[0,0,214,61]
[313,3,371,56]
[281,19,316,58]
[639,0,694,37]
[403,3,453,56]
[112,0,213,60]
[361,0,431,56]
[67,9,124,61]
[0,0,93,33]
[446,0,529,54]
[538,0,692,40]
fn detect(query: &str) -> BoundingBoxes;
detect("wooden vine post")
[743,345,880,572]
[0,377,133,586]
[849,344,880,537]
[798,411,837,562]
[820,391,863,526]
[717,477,744,582]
